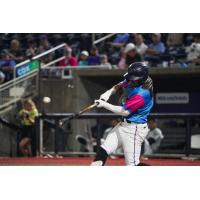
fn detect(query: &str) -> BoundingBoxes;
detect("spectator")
[134,34,148,56]
[145,33,166,66]
[0,49,16,82]
[37,35,54,64]
[124,43,143,67]
[167,33,183,47]
[100,54,112,69]
[108,33,130,48]
[106,34,130,65]
[58,46,78,67]
[38,35,52,52]
[9,39,25,63]
[144,119,164,155]
[88,46,101,65]
[0,71,5,84]
[165,34,185,64]
[25,37,38,59]
[18,99,38,157]
[78,50,89,66]
[186,34,200,65]
[118,49,126,69]
[184,34,195,46]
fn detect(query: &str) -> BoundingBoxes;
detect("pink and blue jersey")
[123,85,153,123]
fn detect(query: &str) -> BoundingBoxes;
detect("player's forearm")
[100,82,123,101]
[106,82,123,95]
[103,102,130,116]
[113,81,123,92]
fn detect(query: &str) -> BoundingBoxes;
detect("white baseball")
[43,96,51,103]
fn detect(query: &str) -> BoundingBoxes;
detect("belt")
[122,118,146,124]
[122,118,132,124]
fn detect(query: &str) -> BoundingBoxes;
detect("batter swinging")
[91,62,154,166]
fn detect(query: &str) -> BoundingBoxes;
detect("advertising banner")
[15,60,40,77]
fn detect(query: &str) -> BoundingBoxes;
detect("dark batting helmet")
[123,62,149,85]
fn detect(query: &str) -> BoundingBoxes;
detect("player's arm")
[95,99,130,116]
[95,94,145,116]
[100,82,123,102]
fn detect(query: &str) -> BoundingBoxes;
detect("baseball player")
[91,62,154,166]
[144,118,164,155]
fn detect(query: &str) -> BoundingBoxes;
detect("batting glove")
[94,99,107,108]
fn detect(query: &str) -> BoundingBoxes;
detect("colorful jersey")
[123,84,153,123]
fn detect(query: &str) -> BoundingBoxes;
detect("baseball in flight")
[43,96,51,103]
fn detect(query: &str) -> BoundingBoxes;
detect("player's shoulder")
[138,87,151,98]
[128,86,152,100]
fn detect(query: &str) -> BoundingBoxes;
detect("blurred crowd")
[0,33,200,85]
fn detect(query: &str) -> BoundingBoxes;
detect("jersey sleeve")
[123,94,145,113]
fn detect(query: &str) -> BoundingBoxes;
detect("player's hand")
[94,99,107,108]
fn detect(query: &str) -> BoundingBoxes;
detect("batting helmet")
[123,62,149,84]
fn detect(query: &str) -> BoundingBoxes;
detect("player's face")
[123,79,137,88]
[128,81,137,88]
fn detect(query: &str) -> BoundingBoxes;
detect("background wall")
[1,67,200,155]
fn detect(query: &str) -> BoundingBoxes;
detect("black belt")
[122,118,132,124]
[122,118,146,124]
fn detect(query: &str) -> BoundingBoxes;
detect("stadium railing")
[0,43,67,111]
[0,70,38,110]
[36,112,200,158]
[93,33,116,45]
[13,43,67,79]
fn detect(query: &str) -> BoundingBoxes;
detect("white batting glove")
[100,88,115,102]
[94,99,107,108]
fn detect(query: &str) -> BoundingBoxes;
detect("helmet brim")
[123,72,142,81]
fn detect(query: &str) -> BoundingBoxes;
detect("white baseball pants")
[101,121,149,166]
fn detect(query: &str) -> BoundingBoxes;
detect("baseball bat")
[60,102,97,126]
[78,103,97,115]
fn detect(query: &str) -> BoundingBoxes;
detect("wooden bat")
[78,103,97,115]
[60,103,97,126]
